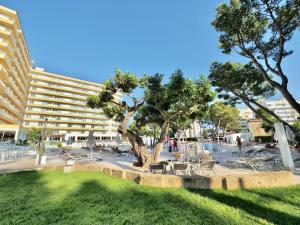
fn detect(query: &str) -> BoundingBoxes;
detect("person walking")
[236,136,242,153]
[173,138,178,152]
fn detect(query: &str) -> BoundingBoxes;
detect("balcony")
[25,110,107,120]
[31,73,103,92]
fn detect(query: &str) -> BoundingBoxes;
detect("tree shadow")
[42,179,236,225]
[2,171,299,225]
[0,171,52,224]
[190,188,300,225]
[244,188,300,208]
[0,171,236,225]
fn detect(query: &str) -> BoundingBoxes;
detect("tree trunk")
[118,111,149,167]
[216,120,220,144]
[198,120,201,138]
[243,100,274,125]
[248,98,294,131]
[277,85,300,115]
[151,120,169,163]
[242,45,300,114]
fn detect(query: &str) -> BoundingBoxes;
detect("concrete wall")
[45,163,298,190]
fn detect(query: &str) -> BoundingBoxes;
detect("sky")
[1,0,300,99]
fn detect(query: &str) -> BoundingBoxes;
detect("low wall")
[43,163,297,190]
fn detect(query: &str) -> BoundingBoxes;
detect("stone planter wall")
[43,163,297,190]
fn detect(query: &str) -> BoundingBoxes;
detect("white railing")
[0,144,36,163]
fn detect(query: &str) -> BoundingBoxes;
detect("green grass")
[0,171,299,225]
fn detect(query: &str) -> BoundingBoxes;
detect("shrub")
[254,136,273,143]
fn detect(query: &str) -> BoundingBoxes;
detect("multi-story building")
[239,108,255,132]
[23,68,120,143]
[0,5,119,143]
[263,99,300,124]
[0,5,32,140]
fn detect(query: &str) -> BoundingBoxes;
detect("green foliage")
[293,121,300,134]
[209,102,240,133]
[256,108,278,132]
[57,142,62,148]
[28,127,42,145]
[130,122,160,138]
[87,69,144,122]
[209,61,275,105]
[254,136,273,143]
[0,171,300,225]
[212,0,300,60]
[141,70,215,130]
[212,0,300,112]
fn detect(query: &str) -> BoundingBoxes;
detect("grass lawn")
[0,171,299,225]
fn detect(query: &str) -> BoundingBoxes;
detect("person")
[173,138,178,152]
[236,136,242,153]
[168,140,172,152]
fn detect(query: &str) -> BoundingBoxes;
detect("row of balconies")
[28,95,87,106]
[24,109,106,120]
[0,108,19,123]
[23,122,108,129]
[23,117,109,125]
[0,15,31,69]
[0,64,26,102]
[25,102,103,114]
[1,38,29,86]
[31,73,103,92]
[32,79,98,95]
[0,49,28,94]
[22,125,110,132]
[0,95,22,118]
[0,78,24,110]
[30,81,96,97]
[30,87,87,99]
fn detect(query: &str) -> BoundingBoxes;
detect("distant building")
[239,108,255,132]
[262,99,300,124]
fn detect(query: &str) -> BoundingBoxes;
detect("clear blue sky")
[2,0,300,99]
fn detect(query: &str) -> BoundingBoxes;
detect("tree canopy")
[88,69,215,164]
[209,61,294,130]
[209,102,240,142]
[212,0,300,113]
[135,69,215,161]
[87,69,149,167]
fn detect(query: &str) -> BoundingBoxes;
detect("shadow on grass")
[42,180,235,225]
[2,171,299,225]
[0,171,52,224]
[190,189,300,225]
[244,188,300,208]
[0,171,233,225]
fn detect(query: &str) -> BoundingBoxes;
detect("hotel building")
[0,5,119,143]
[24,68,120,143]
[263,99,300,124]
[0,6,32,140]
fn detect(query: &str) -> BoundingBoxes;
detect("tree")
[138,70,215,162]
[293,121,300,133]
[87,69,150,167]
[130,122,160,148]
[212,0,300,113]
[28,127,44,164]
[256,108,278,133]
[208,61,293,130]
[209,102,240,143]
